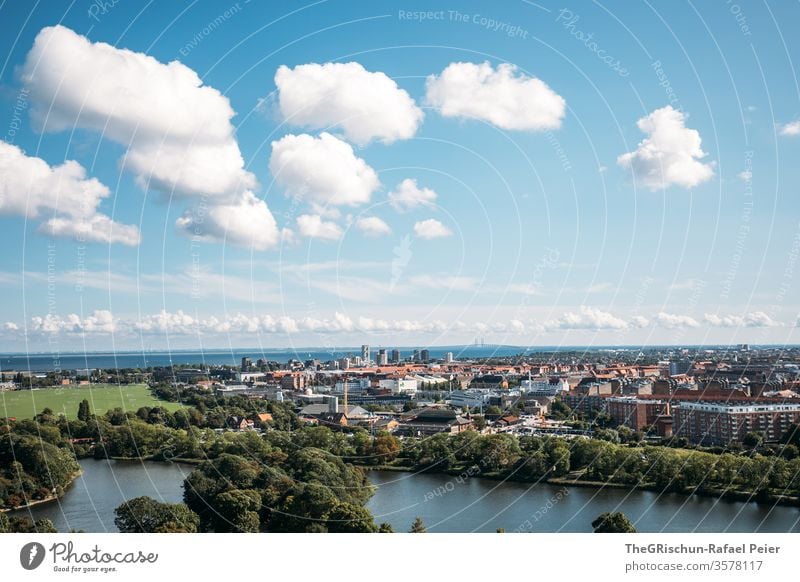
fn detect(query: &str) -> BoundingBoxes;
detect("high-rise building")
[412,349,420,361]
[241,357,252,371]
[377,349,388,365]
[420,349,430,362]
[390,349,401,363]
[445,352,454,363]
[361,344,370,363]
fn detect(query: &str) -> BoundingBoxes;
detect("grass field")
[0,384,185,420]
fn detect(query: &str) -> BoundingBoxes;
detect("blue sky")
[0,0,798,350]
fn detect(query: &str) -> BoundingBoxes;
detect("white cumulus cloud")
[176,192,280,250]
[0,141,140,245]
[704,311,781,328]
[779,121,800,136]
[425,61,565,131]
[296,214,344,241]
[355,216,392,237]
[388,178,438,212]
[274,62,423,145]
[617,106,714,190]
[544,306,628,331]
[656,312,700,328]
[414,218,452,239]
[22,25,255,200]
[22,25,280,250]
[269,132,380,207]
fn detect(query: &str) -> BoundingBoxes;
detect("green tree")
[743,432,763,449]
[214,489,262,533]
[114,496,199,533]
[592,512,636,533]
[409,516,427,533]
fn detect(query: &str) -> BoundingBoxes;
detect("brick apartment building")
[673,401,800,445]
[606,397,670,431]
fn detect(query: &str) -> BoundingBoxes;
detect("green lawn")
[0,384,185,420]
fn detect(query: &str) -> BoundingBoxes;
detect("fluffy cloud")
[0,141,140,245]
[41,215,141,246]
[617,106,714,190]
[176,192,280,250]
[779,121,800,136]
[296,214,344,241]
[425,61,565,131]
[22,25,255,200]
[269,132,380,207]
[22,25,279,249]
[30,310,116,334]
[355,216,392,237]
[414,218,452,239]
[388,178,438,212]
[544,306,628,331]
[704,312,781,328]
[656,312,700,328]
[274,62,423,145]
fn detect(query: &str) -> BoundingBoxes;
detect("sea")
[0,344,625,372]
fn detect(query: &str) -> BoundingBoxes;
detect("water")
[10,459,190,533]
[11,460,800,533]
[0,345,546,372]
[366,470,800,533]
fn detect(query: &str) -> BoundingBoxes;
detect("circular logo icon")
[20,542,46,570]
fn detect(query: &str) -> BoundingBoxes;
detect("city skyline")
[1,1,799,350]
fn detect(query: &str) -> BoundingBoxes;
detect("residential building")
[673,401,800,445]
[606,397,670,431]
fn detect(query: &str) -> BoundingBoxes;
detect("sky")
[0,0,799,351]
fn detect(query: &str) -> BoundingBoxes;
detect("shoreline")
[1,468,82,514]
[364,465,800,508]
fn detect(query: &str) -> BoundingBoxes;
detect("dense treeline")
[6,391,800,532]
[0,414,80,509]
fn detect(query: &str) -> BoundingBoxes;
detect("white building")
[448,389,494,408]
[235,372,266,383]
[333,378,370,394]
[445,352,454,363]
[520,377,569,395]
[378,376,418,394]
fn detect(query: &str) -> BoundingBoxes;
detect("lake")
[10,459,191,533]
[365,470,800,533]
[11,460,800,533]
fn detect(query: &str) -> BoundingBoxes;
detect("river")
[11,460,800,533]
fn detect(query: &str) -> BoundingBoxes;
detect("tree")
[409,516,427,533]
[114,496,199,533]
[592,512,636,533]
[77,399,91,422]
[743,432,763,449]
